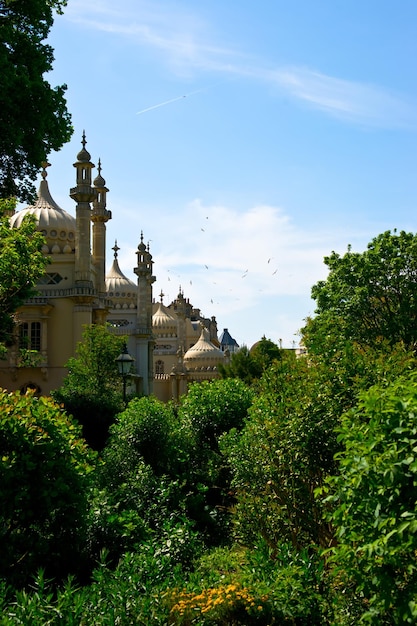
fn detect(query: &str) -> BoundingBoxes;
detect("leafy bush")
[0,390,96,587]
[178,378,254,450]
[324,374,417,624]
[102,396,177,478]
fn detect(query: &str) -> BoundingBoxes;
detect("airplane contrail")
[136,89,204,115]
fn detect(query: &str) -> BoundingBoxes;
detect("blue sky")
[37,0,417,348]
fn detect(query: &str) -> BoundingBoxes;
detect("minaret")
[70,132,97,285]
[174,287,187,353]
[92,159,111,294]
[134,232,156,395]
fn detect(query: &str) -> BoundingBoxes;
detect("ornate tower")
[134,232,156,395]
[69,133,98,343]
[70,132,97,286]
[92,159,111,295]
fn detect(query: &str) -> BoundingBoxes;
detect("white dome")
[184,326,224,367]
[10,179,76,253]
[152,301,178,332]
[106,257,137,301]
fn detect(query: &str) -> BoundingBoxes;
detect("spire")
[77,130,91,163]
[112,240,120,259]
[138,230,146,251]
[40,161,49,180]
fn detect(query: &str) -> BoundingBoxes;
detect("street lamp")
[115,343,135,404]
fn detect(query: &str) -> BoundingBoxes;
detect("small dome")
[76,131,91,162]
[184,326,225,367]
[105,252,137,301]
[93,158,106,188]
[152,301,178,332]
[10,174,76,253]
[93,172,106,187]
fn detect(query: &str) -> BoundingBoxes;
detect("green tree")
[221,356,337,551]
[0,0,72,201]
[0,389,96,587]
[0,198,49,350]
[221,343,416,553]
[219,337,283,385]
[303,230,417,352]
[52,325,126,450]
[324,375,417,624]
[218,345,262,384]
[251,335,283,367]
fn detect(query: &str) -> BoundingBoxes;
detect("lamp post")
[115,343,135,404]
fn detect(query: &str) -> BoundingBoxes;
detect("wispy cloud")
[62,0,417,130]
[266,66,417,129]
[63,0,241,73]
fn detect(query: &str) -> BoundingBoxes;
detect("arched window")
[155,359,164,375]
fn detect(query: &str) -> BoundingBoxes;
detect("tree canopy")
[0,0,72,201]
[303,230,417,352]
[0,198,49,350]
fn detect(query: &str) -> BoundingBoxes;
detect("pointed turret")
[70,132,97,285]
[92,159,112,293]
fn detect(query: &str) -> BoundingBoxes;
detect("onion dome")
[153,293,178,334]
[184,325,225,368]
[76,130,91,162]
[105,242,137,309]
[10,163,76,254]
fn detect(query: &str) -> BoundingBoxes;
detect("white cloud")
[115,198,355,329]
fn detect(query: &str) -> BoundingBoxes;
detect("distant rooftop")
[219,328,239,352]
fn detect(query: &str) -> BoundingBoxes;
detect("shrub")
[324,374,417,623]
[0,390,96,587]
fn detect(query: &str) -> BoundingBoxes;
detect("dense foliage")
[0,198,49,350]
[324,375,417,623]
[0,0,72,201]
[2,231,417,623]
